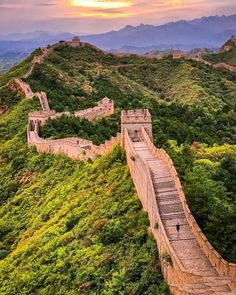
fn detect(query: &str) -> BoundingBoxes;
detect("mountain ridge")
[81,14,236,50]
[1,14,236,73]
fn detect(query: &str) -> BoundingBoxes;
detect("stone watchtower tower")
[71,36,81,47]
[121,109,153,145]
[98,97,114,116]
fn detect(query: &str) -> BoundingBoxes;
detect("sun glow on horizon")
[79,12,133,18]
[70,0,132,9]
[169,0,183,5]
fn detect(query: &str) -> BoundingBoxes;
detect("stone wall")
[75,97,114,121]
[28,119,120,160]
[23,47,51,79]
[213,62,236,73]
[37,92,51,111]
[27,89,116,159]
[140,126,236,279]
[10,79,35,99]
[192,56,236,73]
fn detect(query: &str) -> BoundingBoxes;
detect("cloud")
[36,2,56,6]
[0,0,236,34]
[70,0,132,9]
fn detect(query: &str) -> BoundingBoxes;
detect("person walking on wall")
[176,222,180,238]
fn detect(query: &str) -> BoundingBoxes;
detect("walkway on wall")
[132,139,234,294]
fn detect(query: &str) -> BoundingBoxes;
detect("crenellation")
[121,109,153,143]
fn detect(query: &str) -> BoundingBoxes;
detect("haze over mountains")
[0,14,236,72]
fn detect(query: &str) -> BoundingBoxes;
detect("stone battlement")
[121,109,152,143]
[121,109,151,120]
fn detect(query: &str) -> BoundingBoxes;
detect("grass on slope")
[0,98,169,294]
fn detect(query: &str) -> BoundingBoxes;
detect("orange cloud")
[70,0,132,9]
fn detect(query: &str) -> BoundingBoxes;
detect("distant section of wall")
[192,56,236,73]
[213,62,236,73]
[28,119,120,160]
[23,47,52,79]
[10,44,118,161]
[75,97,114,121]
[27,96,116,159]
[10,79,35,99]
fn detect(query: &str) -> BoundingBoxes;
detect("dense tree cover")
[0,98,169,294]
[40,114,120,145]
[27,44,236,113]
[0,87,22,111]
[166,142,236,261]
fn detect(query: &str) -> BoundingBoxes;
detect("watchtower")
[121,109,153,143]
[71,36,81,47]
[98,97,114,116]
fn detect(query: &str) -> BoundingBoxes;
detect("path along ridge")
[6,40,236,294]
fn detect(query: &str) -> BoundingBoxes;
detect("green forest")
[0,41,236,294]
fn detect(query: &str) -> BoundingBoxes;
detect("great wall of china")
[6,38,236,294]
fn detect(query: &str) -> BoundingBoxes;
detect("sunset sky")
[0,0,236,35]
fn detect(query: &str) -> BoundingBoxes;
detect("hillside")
[0,41,236,293]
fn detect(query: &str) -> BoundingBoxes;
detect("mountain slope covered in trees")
[0,41,236,293]
[27,43,236,261]
[0,75,168,294]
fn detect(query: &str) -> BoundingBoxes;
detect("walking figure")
[176,222,180,238]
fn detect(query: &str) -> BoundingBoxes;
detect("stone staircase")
[131,140,236,294]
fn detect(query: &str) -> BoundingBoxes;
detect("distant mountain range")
[0,14,236,72]
[81,14,236,51]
